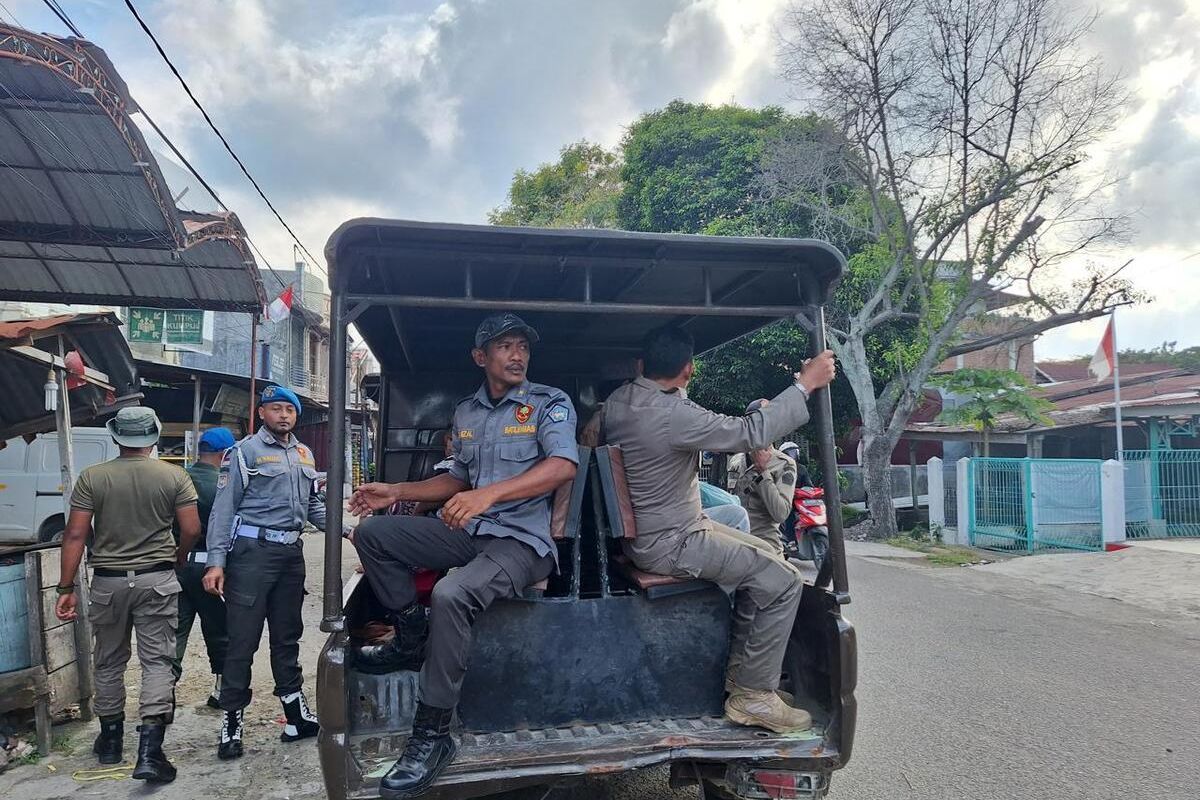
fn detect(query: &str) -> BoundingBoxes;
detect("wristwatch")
[55,584,75,596]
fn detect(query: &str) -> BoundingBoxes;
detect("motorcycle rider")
[732,400,798,556]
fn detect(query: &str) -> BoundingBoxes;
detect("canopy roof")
[326,219,846,375]
[0,312,139,440]
[0,24,264,311]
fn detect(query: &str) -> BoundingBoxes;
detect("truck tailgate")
[347,715,838,799]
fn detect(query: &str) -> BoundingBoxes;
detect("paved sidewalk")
[975,545,1200,620]
[1126,537,1200,555]
[844,540,928,559]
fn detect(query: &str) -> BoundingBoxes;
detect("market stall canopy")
[0,24,264,311]
[326,219,846,375]
[0,312,139,440]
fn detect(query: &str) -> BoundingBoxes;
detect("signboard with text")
[127,308,205,345]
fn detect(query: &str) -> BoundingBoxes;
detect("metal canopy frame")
[320,219,852,631]
[0,25,265,312]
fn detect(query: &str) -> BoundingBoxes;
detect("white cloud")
[5,0,1198,354]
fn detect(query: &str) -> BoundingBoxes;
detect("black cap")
[474,313,540,349]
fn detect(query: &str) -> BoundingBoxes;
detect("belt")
[236,525,302,545]
[93,562,174,578]
[184,551,208,564]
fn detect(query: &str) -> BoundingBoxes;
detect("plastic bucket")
[0,558,32,674]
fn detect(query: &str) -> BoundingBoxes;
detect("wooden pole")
[909,440,920,526]
[249,315,259,434]
[55,337,93,719]
[190,374,202,465]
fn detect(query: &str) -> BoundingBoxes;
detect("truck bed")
[347,714,835,799]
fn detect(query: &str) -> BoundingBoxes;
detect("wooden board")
[43,620,77,673]
[0,666,49,714]
[38,549,63,588]
[46,661,79,715]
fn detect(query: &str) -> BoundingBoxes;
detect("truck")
[0,428,123,544]
[317,220,857,799]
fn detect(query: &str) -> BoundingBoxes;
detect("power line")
[123,0,325,273]
[41,0,81,37]
[136,106,290,292]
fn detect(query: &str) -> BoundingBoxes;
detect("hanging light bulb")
[44,369,58,412]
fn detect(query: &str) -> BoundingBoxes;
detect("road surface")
[3,545,1198,799]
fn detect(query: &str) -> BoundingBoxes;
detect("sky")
[2,0,1198,361]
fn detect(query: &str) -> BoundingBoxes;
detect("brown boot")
[724,675,795,706]
[725,687,812,733]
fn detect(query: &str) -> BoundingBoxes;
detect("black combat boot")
[131,720,176,783]
[379,702,456,799]
[92,714,123,765]
[217,708,244,760]
[280,690,320,742]
[355,605,429,675]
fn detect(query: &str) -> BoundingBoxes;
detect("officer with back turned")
[202,385,325,760]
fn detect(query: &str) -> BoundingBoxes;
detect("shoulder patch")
[547,404,570,423]
[217,473,229,489]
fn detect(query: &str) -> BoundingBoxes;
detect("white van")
[0,428,122,543]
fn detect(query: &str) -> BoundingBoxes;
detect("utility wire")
[123,0,325,273]
[136,106,290,291]
[42,0,82,37]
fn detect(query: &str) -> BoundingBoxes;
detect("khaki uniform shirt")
[602,377,811,572]
[733,449,798,553]
[71,456,198,570]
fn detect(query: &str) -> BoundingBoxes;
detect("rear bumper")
[341,722,842,800]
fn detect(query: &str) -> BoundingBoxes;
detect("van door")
[0,439,37,542]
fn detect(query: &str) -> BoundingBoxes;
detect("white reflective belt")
[186,551,208,564]
[235,524,301,545]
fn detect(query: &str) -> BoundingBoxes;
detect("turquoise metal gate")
[967,458,1104,553]
[1123,450,1200,538]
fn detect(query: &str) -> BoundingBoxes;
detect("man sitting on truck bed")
[602,325,836,734]
[349,313,579,799]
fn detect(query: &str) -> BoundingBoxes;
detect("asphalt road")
[606,552,1200,800]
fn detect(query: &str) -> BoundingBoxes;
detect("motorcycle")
[781,485,830,571]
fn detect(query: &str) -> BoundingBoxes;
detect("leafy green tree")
[488,141,620,228]
[932,369,1053,456]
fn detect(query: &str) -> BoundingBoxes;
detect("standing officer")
[202,386,324,760]
[55,407,201,783]
[733,399,799,556]
[350,313,578,799]
[172,427,235,707]
[602,325,835,734]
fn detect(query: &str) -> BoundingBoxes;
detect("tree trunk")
[861,437,899,539]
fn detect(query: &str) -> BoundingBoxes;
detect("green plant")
[932,369,1054,456]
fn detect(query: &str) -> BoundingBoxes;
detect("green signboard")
[127,308,205,345]
[128,307,164,343]
[164,310,204,345]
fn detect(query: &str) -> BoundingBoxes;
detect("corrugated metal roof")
[0,312,140,439]
[0,25,264,312]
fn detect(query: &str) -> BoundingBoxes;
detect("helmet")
[780,440,801,460]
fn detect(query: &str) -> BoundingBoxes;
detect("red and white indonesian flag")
[1089,316,1115,383]
[265,285,294,322]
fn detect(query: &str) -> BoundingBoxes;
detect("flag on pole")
[1089,317,1115,383]
[265,285,294,322]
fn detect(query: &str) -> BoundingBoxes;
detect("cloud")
[5,0,1195,356]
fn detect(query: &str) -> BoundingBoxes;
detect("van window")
[37,436,107,473]
[0,440,25,470]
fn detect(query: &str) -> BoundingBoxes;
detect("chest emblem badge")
[515,404,534,424]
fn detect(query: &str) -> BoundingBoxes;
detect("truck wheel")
[700,779,739,799]
[38,515,65,544]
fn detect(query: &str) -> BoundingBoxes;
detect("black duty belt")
[93,562,175,577]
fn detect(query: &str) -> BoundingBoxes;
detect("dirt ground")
[0,538,359,800]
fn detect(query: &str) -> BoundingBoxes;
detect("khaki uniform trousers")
[89,569,181,720]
